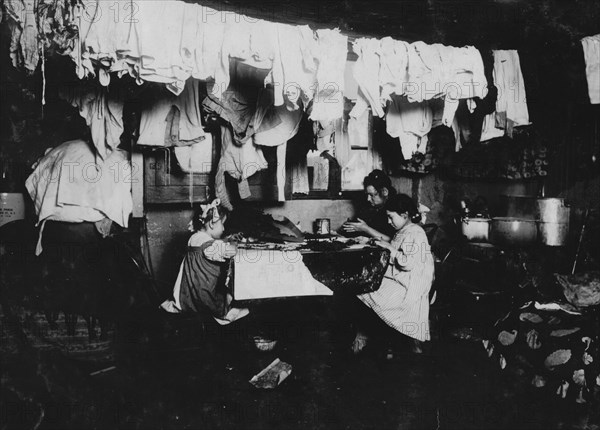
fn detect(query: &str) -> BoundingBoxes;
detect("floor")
[1,299,599,430]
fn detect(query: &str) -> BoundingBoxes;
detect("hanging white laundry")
[276,144,287,202]
[59,85,124,160]
[309,29,347,123]
[406,42,445,103]
[481,50,530,140]
[253,105,302,147]
[215,125,268,210]
[272,24,318,109]
[379,37,410,102]
[431,100,462,152]
[581,34,600,104]
[191,6,226,85]
[138,79,205,147]
[175,79,205,142]
[352,38,385,118]
[480,112,506,141]
[386,97,432,159]
[493,50,530,136]
[406,42,487,127]
[173,135,214,174]
[291,156,310,195]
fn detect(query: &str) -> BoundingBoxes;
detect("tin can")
[314,218,331,235]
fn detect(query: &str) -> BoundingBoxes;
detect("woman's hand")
[342,218,369,234]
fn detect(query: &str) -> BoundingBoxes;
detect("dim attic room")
[0,0,600,429]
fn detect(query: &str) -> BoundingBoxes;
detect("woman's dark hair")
[385,193,422,223]
[363,169,396,195]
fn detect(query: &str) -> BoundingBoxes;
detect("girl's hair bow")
[200,198,221,223]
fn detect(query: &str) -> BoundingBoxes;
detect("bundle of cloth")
[25,139,133,255]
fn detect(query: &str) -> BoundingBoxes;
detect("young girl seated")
[160,199,249,324]
[353,193,435,354]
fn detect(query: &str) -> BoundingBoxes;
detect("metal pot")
[538,222,569,246]
[461,218,490,242]
[491,217,538,245]
[536,198,570,223]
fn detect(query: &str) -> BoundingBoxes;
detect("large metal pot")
[490,217,538,245]
[536,198,570,223]
[536,198,570,246]
[461,218,490,242]
[538,222,569,246]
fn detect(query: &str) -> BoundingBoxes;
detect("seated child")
[160,199,249,324]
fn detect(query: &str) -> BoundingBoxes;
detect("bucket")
[538,222,569,246]
[0,193,26,227]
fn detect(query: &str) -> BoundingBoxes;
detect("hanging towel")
[581,34,600,104]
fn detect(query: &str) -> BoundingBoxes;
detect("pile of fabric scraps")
[483,303,599,403]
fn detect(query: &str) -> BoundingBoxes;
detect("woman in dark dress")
[341,169,396,242]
